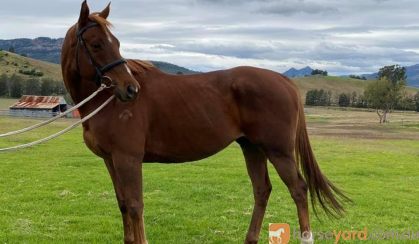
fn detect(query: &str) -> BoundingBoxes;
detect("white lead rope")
[0,95,115,152]
[0,84,109,138]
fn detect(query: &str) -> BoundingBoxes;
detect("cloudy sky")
[1,0,419,75]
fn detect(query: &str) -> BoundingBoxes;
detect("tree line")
[306,88,419,111]
[0,74,67,99]
[305,65,419,123]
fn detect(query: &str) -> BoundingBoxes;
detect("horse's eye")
[92,43,101,49]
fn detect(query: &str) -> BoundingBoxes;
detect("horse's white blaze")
[106,31,113,44]
[125,64,133,76]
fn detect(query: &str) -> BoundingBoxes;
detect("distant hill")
[293,75,369,98]
[293,75,418,99]
[361,64,419,88]
[405,64,419,87]
[0,50,198,80]
[283,66,313,78]
[151,61,199,75]
[0,50,62,81]
[0,37,63,64]
[0,37,200,75]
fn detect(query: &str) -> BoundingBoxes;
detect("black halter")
[76,22,127,86]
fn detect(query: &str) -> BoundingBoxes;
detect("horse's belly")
[144,125,241,163]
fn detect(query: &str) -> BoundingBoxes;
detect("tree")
[305,89,332,106]
[9,75,23,98]
[378,65,406,85]
[349,75,367,80]
[24,78,41,95]
[40,78,55,95]
[338,93,350,107]
[326,90,332,106]
[8,46,15,53]
[365,76,406,123]
[53,81,66,95]
[0,74,8,97]
[305,90,315,105]
[355,94,368,108]
[311,69,328,76]
[415,92,419,112]
[397,94,416,111]
[350,91,357,107]
[364,65,406,123]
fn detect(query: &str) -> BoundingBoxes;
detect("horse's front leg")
[111,152,147,244]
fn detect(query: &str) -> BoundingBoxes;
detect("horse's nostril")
[126,84,138,98]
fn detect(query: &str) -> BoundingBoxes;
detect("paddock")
[0,107,417,243]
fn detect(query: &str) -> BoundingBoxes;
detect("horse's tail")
[295,101,350,217]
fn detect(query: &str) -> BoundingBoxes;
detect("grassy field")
[293,75,368,97]
[0,108,418,243]
[0,98,18,110]
[293,75,419,99]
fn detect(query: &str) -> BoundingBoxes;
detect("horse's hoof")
[301,231,314,244]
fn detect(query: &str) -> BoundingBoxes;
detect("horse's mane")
[128,60,155,73]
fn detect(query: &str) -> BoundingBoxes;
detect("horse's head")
[70,1,139,102]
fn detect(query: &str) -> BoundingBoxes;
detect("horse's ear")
[99,2,111,19]
[78,0,90,27]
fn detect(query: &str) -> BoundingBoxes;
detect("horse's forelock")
[88,13,113,31]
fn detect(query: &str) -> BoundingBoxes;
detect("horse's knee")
[127,202,143,219]
[255,184,272,207]
[290,182,307,203]
[119,199,143,220]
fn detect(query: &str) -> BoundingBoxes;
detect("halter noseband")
[76,22,127,86]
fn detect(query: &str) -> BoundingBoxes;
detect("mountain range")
[0,37,63,64]
[283,66,313,78]
[0,37,198,75]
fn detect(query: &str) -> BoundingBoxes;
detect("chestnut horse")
[61,2,348,243]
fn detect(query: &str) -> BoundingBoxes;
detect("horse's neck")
[64,71,106,117]
[67,74,97,103]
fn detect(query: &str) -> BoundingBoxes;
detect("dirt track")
[305,107,419,140]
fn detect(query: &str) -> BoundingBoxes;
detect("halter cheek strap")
[76,22,127,86]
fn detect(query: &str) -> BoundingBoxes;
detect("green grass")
[0,98,18,110]
[0,115,418,243]
[0,50,62,81]
[294,75,369,97]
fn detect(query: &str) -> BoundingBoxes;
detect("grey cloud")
[257,1,338,15]
[2,0,419,75]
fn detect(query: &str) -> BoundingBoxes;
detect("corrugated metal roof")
[10,95,66,110]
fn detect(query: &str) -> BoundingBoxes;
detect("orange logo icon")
[269,223,290,244]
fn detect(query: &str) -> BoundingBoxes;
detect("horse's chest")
[82,127,106,157]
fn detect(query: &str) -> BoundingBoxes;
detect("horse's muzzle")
[115,84,139,102]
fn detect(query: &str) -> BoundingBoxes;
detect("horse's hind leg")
[266,151,313,243]
[237,138,272,244]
